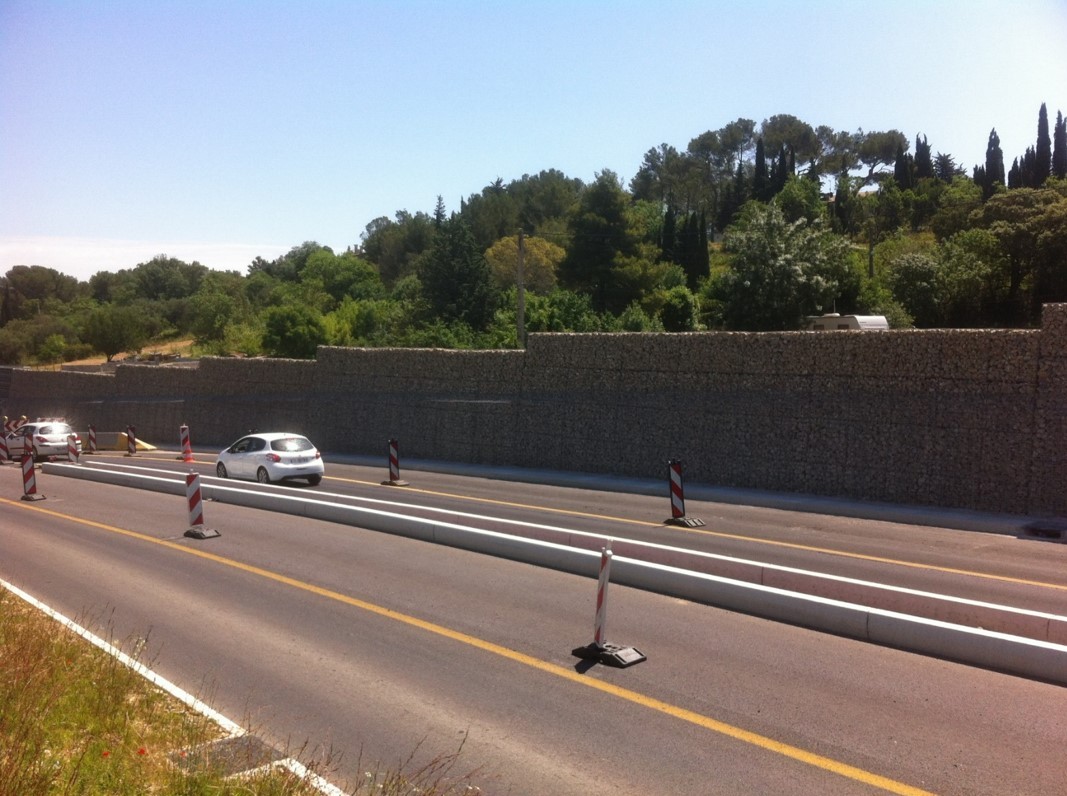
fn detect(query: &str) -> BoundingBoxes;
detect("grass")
[0,591,486,795]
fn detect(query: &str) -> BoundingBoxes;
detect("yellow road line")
[330,475,1067,593]
[6,496,935,796]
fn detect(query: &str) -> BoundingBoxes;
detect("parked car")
[215,432,324,485]
[5,421,81,461]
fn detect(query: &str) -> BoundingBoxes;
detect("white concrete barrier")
[41,460,1067,684]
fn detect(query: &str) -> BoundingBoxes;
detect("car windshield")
[271,437,313,453]
[40,424,72,435]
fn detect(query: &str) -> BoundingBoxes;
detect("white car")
[5,421,81,461]
[215,432,324,485]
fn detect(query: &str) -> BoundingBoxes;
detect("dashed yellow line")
[326,475,1067,594]
[6,495,935,795]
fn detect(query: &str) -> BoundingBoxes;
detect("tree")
[753,138,769,201]
[83,305,148,361]
[972,186,1067,324]
[1,265,84,323]
[460,179,519,251]
[1036,103,1052,186]
[713,202,854,330]
[914,134,933,179]
[301,249,384,309]
[1052,110,1067,179]
[484,234,563,295]
[981,129,1005,199]
[359,213,436,286]
[886,253,941,326]
[419,215,499,330]
[261,304,326,358]
[557,170,639,313]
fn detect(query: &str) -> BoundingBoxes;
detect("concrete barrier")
[41,460,1067,685]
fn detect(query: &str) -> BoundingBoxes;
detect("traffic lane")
[4,485,888,795]
[67,456,1067,619]
[4,478,1067,795]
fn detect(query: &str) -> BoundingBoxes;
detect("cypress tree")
[753,138,769,201]
[1036,103,1052,186]
[661,203,677,264]
[914,134,933,179]
[982,128,1005,199]
[1008,157,1022,189]
[1053,110,1067,179]
[893,143,913,189]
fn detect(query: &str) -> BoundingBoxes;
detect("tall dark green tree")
[914,134,933,179]
[1052,110,1067,179]
[893,143,912,189]
[981,128,1005,199]
[1036,103,1052,186]
[419,214,499,330]
[557,171,638,313]
[661,203,677,264]
[753,138,769,201]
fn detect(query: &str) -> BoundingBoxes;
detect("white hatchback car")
[215,432,324,485]
[5,421,81,461]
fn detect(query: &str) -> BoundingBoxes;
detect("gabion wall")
[8,304,1066,517]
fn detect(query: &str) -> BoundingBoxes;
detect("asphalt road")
[2,458,1066,795]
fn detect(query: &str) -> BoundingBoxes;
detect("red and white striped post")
[593,543,613,648]
[572,539,646,667]
[668,458,686,519]
[67,434,79,464]
[20,453,44,501]
[179,424,193,463]
[87,424,97,454]
[0,431,8,464]
[183,470,219,538]
[665,459,705,527]
[125,425,137,457]
[186,471,204,527]
[381,438,409,486]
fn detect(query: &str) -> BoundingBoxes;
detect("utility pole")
[517,229,526,348]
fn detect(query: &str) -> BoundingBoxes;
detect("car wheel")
[30,446,41,463]
[307,474,322,486]
[216,463,228,478]
[256,467,271,484]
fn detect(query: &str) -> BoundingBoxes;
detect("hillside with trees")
[2,104,1066,365]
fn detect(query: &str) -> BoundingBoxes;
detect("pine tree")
[1035,103,1052,186]
[1053,110,1067,179]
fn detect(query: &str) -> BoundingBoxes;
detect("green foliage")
[557,170,638,313]
[419,215,499,330]
[360,212,436,286]
[774,175,825,224]
[261,304,327,359]
[655,285,700,331]
[616,302,664,332]
[83,305,149,361]
[713,202,853,330]
[36,333,68,366]
[523,289,608,333]
[484,234,563,295]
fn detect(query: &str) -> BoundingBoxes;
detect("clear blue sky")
[2,0,1065,282]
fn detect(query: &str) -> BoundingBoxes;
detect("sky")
[2,0,1065,283]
